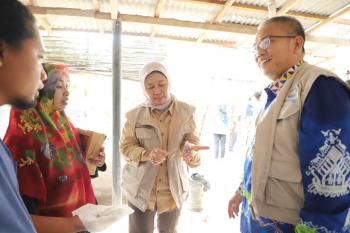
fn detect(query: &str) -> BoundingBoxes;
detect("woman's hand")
[88,147,105,167]
[149,148,168,165]
[182,149,197,164]
[182,141,209,164]
[228,191,242,219]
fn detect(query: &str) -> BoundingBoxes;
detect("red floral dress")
[4,96,96,217]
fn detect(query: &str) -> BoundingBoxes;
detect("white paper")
[72,204,133,232]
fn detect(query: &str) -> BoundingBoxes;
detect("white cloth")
[72,204,133,232]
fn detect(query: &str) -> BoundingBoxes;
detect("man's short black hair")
[0,0,36,50]
[260,16,305,53]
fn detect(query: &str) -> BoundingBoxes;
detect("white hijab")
[139,62,172,110]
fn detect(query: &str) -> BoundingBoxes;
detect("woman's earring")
[0,60,2,67]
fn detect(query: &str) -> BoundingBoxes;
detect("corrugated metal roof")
[155,25,203,39]
[34,0,94,9]
[162,1,220,23]
[236,0,269,8]
[20,0,350,72]
[117,0,155,17]
[292,0,349,16]
[221,8,267,25]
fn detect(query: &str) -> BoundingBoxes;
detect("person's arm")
[21,195,86,233]
[31,215,85,233]
[182,115,201,167]
[228,183,243,219]
[296,76,350,232]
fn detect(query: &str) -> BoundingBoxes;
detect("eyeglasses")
[253,35,297,55]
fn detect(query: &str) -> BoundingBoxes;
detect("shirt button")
[159,178,162,182]
[161,132,164,136]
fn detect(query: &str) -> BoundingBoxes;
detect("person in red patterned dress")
[4,63,106,232]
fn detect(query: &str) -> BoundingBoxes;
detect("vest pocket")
[122,164,146,197]
[269,160,301,182]
[277,100,300,120]
[266,160,304,209]
[135,128,157,148]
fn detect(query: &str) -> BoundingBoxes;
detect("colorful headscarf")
[4,63,95,217]
[41,63,69,100]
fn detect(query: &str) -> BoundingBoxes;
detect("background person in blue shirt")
[228,16,350,233]
[212,103,229,159]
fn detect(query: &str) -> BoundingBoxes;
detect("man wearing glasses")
[228,16,350,233]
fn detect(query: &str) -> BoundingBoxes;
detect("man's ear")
[294,36,304,54]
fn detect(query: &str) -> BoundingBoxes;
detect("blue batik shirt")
[0,138,36,233]
[241,62,350,233]
[296,75,350,233]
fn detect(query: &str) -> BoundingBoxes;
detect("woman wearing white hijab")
[120,62,208,233]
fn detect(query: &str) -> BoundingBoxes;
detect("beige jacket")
[120,99,199,212]
[251,62,344,224]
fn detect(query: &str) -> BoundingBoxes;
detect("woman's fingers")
[150,148,168,165]
[191,145,210,151]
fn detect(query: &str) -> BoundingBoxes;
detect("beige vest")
[251,62,346,224]
[122,99,195,212]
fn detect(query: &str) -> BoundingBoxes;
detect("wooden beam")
[307,35,350,46]
[46,27,112,34]
[277,0,300,16]
[110,0,118,19]
[118,13,257,35]
[123,32,236,47]
[307,3,350,33]
[36,16,52,34]
[185,0,266,13]
[42,27,235,47]
[28,6,98,18]
[196,31,207,43]
[92,0,100,12]
[26,6,350,46]
[334,18,350,25]
[155,0,166,18]
[287,11,327,21]
[212,0,236,22]
[27,6,256,33]
[197,0,236,43]
[150,0,166,39]
[182,0,329,21]
[91,0,104,34]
